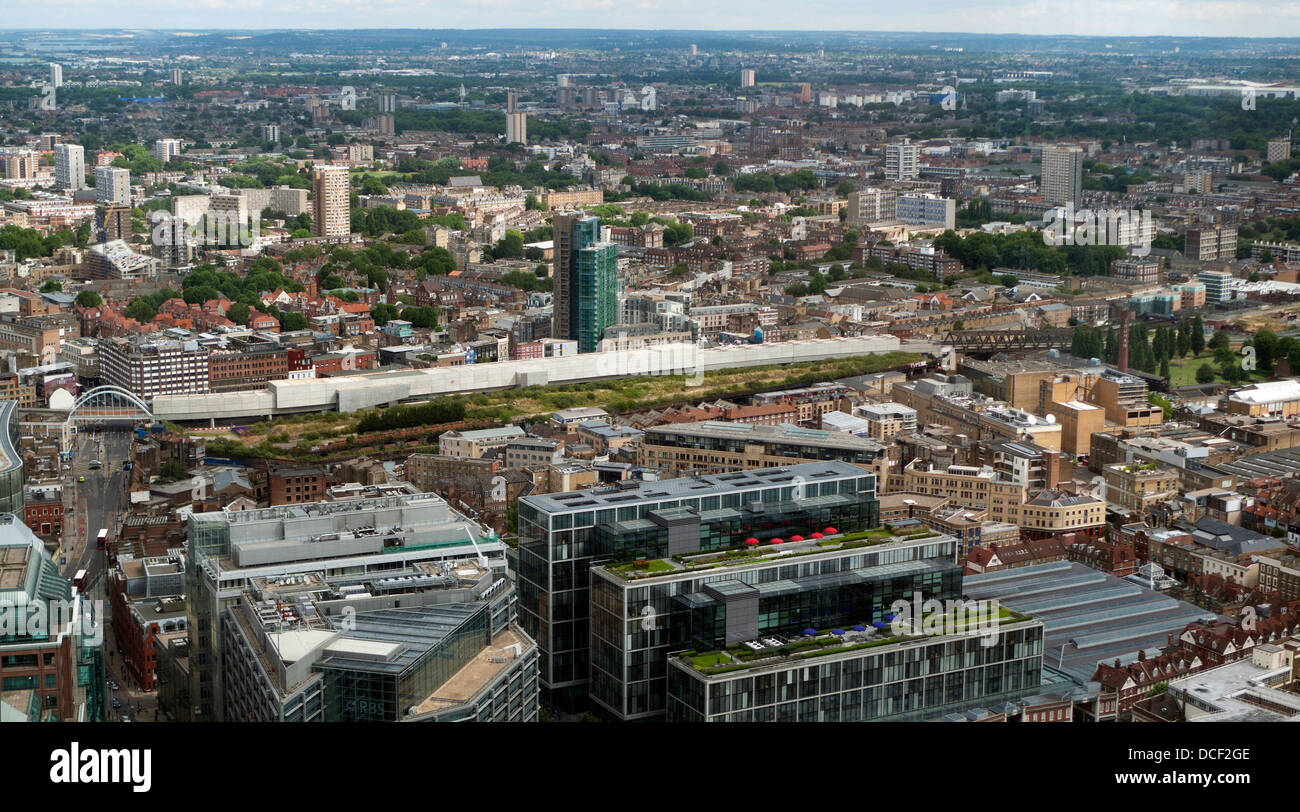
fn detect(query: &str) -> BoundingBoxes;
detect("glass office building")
[220,566,537,723]
[0,515,103,721]
[318,604,491,722]
[516,461,880,710]
[589,530,960,720]
[185,492,505,721]
[666,618,1045,722]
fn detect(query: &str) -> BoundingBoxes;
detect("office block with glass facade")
[316,602,538,723]
[666,617,1044,722]
[516,460,881,710]
[0,514,103,722]
[590,529,961,721]
[220,562,536,723]
[185,491,505,721]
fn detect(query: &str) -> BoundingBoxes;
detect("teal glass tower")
[552,213,618,353]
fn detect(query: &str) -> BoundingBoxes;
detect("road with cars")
[60,426,159,721]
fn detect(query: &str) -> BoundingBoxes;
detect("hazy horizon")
[3,1,1300,39]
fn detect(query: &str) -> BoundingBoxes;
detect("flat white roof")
[1230,379,1300,404]
[324,638,404,661]
[267,629,338,663]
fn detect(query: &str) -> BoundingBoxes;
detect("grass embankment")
[456,351,923,423]
[191,351,922,460]
[1166,353,1268,388]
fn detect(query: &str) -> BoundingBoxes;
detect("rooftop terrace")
[602,525,944,581]
[674,606,1031,677]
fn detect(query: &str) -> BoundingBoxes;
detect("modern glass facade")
[318,604,489,722]
[593,493,878,563]
[516,461,879,710]
[553,215,618,353]
[666,621,1044,722]
[185,512,232,722]
[575,241,618,353]
[589,534,958,721]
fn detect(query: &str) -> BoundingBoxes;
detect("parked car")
[111,698,121,709]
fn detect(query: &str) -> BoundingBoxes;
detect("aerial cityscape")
[3,21,1300,752]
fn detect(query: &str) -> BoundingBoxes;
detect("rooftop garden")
[606,527,942,580]
[677,607,1030,675]
[607,558,676,577]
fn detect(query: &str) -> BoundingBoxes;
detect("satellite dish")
[1045,413,1056,424]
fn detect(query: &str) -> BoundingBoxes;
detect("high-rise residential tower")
[311,164,351,237]
[154,138,182,164]
[53,143,85,191]
[504,92,527,144]
[550,213,618,353]
[1041,144,1083,207]
[885,140,920,181]
[94,166,131,206]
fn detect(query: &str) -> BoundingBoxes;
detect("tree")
[157,459,190,482]
[493,230,525,259]
[359,175,388,196]
[1252,330,1279,372]
[125,298,158,323]
[835,181,855,197]
[400,306,440,329]
[662,222,694,247]
[1195,363,1216,384]
[370,303,399,326]
[75,290,102,308]
[416,247,455,278]
[1190,315,1205,355]
[279,312,309,331]
[226,302,250,325]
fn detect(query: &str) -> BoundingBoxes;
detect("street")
[61,426,160,722]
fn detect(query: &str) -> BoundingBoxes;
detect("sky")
[3,0,1300,38]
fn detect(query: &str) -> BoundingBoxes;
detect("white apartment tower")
[740,69,756,88]
[155,139,182,164]
[885,140,920,181]
[49,63,62,89]
[311,164,351,237]
[1041,144,1083,207]
[53,143,85,191]
[94,166,131,206]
